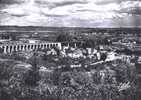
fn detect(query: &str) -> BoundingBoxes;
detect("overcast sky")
[0,0,141,27]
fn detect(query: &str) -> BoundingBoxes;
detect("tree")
[82,39,96,48]
[10,33,18,41]
[100,53,107,61]
[24,52,40,86]
[56,34,73,42]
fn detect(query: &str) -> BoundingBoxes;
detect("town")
[0,26,140,100]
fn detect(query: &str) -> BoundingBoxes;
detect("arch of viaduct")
[0,42,61,53]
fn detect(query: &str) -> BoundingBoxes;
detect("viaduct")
[0,42,62,53]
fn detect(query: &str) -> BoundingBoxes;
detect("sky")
[0,0,141,27]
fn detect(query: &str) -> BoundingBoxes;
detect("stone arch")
[10,46,12,53]
[34,45,37,49]
[50,44,53,48]
[14,46,16,51]
[41,44,43,48]
[21,45,23,50]
[47,44,49,48]
[17,45,20,50]
[28,45,30,49]
[31,45,34,49]
[44,44,46,48]
[24,45,27,50]
[2,46,6,53]
[53,44,56,47]
[6,46,8,52]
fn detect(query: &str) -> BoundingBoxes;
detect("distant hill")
[0,26,141,34]
[0,26,96,33]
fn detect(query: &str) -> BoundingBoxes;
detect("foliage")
[24,53,41,86]
[56,34,73,42]
[0,52,137,100]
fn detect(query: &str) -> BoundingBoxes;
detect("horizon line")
[0,25,141,29]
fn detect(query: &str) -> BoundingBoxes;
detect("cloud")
[35,0,87,9]
[94,0,121,5]
[0,0,23,4]
[116,1,141,15]
[0,0,141,27]
[118,7,141,15]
